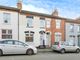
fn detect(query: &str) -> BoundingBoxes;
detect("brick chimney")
[52,9,58,16]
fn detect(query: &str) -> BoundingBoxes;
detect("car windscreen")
[54,42,59,45]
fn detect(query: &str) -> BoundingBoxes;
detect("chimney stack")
[17,0,22,12]
[52,9,58,16]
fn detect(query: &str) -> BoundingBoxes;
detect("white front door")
[40,34,45,46]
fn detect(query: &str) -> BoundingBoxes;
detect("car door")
[66,45,74,51]
[64,42,72,51]
[1,40,15,54]
[69,45,77,51]
[13,41,28,54]
[65,43,75,52]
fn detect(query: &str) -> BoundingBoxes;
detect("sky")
[0,0,80,19]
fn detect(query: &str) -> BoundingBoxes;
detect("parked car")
[0,40,37,56]
[51,42,80,54]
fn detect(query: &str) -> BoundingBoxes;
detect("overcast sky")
[0,0,80,19]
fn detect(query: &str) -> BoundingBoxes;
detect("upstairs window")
[70,24,74,32]
[78,25,80,32]
[40,17,46,28]
[26,16,34,28]
[3,13,11,24]
[56,19,61,29]
[46,20,50,28]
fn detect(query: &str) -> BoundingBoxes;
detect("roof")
[65,17,80,24]
[0,5,79,24]
[66,20,80,24]
[0,5,18,11]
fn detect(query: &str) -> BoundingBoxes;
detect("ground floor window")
[78,35,80,47]
[69,35,75,45]
[55,32,61,42]
[2,29,12,39]
[25,31,34,42]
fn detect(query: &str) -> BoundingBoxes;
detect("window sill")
[26,26,33,28]
[40,27,45,29]
[25,41,33,42]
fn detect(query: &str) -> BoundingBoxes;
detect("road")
[0,52,80,60]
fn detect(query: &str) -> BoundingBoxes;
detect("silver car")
[51,42,80,54]
[0,40,37,56]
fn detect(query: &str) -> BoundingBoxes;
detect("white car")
[0,40,37,56]
[51,42,80,54]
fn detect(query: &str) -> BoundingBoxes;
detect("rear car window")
[0,41,3,44]
[0,40,14,45]
[54,42,59,45]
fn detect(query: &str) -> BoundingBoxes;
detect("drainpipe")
[17,0,22,40]
[18,11,19,40]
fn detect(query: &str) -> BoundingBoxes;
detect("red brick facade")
[51,19,65,45]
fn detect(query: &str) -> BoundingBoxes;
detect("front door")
[46,33,51,47]
[40,34,46,48]
[78,35,80,47]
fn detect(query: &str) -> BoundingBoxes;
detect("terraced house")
[0,0,80,48]
[65,19,80,46]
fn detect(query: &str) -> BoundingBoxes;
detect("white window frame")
[40,20,46,28]
[70,24,74,32]
[2,29,12,39]
[46,20,50,28]
[55,32,61,42]
[78,25,80,32]
[26,16,33,28]
[3,13,11,24]
[56,19,61,29]
[69,35,75,46]
[25,31,34,42]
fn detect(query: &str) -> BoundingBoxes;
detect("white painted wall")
[19,15,51,47]
[0,10,18,40]
[65,22,79,45]
[0,9,51,47]
[19,15,44,47]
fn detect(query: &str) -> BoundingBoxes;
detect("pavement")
[37,48,52,53]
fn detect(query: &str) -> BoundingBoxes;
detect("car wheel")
[60,49,65,54]
[76,49,80,53]
[52,50,54,52]
[0,50,3,56]
[27,49,33,55]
